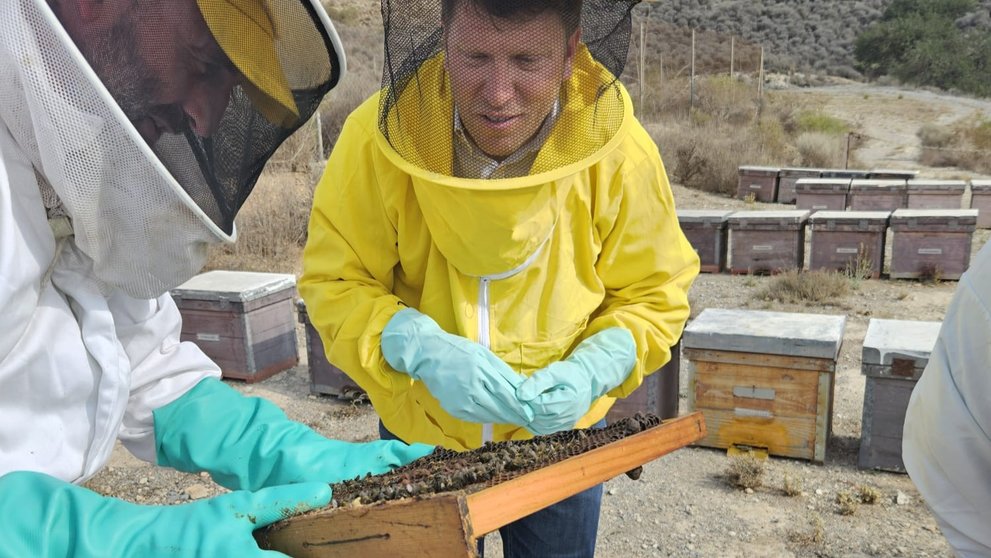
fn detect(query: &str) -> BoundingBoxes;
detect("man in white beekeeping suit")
[0,1,433,555]
[903,241,991,557]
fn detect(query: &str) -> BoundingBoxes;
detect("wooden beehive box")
[171,271,299,382]
[859,319,941,472]
[777,168,821,204]
[819,168,870,180]
[969,180,991,229]
[607,340,681,422]
[906,179,966,210]
[737,166,780,202]
[677,209,733,273]
[869,169,919,181]
[848,179,908,211]
[255,413,706,557]
[795,178,850,212]
[296,300,363,398]
[727,210,810,275]
[808,211,890,279]
[684,309,846,462]
[889,209,978,280]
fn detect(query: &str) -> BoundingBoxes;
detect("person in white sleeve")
[0,1,432,556]
[903,241,991,557]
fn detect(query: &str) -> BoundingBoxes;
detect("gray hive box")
[889,209,978,280]
[969,180,991,229]
[727,210,810,275]
[906,179,966,210]
[859,318,942,472]
[684,309,846,462]
[795,178,851,212]
[777,168,821,205]
[297,300,364,398]
[677,210,734,273]
[848,179,908,212]
[171,271,298,382]
[737,166,780,203]
[808,211,890,279]
[869,169,920,181]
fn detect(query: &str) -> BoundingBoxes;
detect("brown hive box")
[171,271,298,382]
[795,178,851,212]
[727,210,810,275]
[969,180,991,229]
[606,339,681,422]
[777,168,821,204]
[848,179,908,211]
[255,413,706,557]
[906,179,966,210]
[677,209,733,273]
[296,300,364,398]
[737,166,780,202]
[808,211,890,279]
[684,309,846,462]
[859,319,941,472]
[889,209,978,280]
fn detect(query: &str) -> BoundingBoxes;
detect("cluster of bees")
[329,413,662,507]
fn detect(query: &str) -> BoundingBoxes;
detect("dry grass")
[918,117,991,174]
[856,485,881,505]
[757,270,850,304]
[789,515,826,548]
[725,453,766,490]
[782,474,803,497]
[836,490,860,516]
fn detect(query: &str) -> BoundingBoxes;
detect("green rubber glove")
[154,378,434,491]
[0,470,328,557]
[381,308,535,426]
[516,328,637,435]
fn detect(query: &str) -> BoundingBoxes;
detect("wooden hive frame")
[256,412,706,557]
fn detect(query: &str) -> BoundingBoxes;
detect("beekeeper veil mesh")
[0,0,343,297]
[378,0,638,178]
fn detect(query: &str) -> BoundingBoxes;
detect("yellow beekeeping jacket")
[299,46,700,451]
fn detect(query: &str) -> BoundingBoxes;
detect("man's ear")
[563,28,581,79]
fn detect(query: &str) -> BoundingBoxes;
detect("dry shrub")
[757,270,850,304]
[725,453,766,490]
[782,474,803,497]
[795,132,846,168]
[789,515,826,548]
[836,491,859,516]
[918,118,991,174]
[205,171,314,275]
[856,485,881,505]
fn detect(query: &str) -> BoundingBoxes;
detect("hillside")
[639,0,991,77]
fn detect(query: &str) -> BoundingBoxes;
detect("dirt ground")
[86,85,991,557]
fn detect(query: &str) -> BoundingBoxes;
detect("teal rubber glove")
[0,470,328,557]
[516,328,638,435]
[154,378,434,491]
[381,308,535,426]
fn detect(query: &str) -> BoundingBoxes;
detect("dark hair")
[441,0,582,37]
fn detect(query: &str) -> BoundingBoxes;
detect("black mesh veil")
[378,0,639,177]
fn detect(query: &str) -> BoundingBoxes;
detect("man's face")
[444,4,579,160]
[67,0,240,145]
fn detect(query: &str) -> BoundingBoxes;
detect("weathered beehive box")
[171,271,298,382]
[859,318,942,472]
[607,340,681,423]
[808,211,890,278]
[906,179,966,210]
[297,300,363,397]
[969,180,991,229]
[684,309,846,462]
[727,210,810,274]
[777,168,821,204]
[677,210,733,273]
[869,169,919,181]
[795,178,850,212]
[737,166,780,202]
[848,179,907,211]
[889,209,978,280]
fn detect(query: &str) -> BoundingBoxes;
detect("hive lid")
[971,179,991,191]
[862,318,942,369]
[739,165,780,174]
[809,211,890,227]
[172,270,296,302]
[677,209,735,223]
[850,179,907,191]
[683,308,846,359]
[796,178,851,192]
[907,179,967,191]
[727,210,810,224]
[890,208,978,224]
[819,168,871,178]
[870,169,920,179]
[779,167,822,177]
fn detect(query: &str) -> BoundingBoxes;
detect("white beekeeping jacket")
[903,241,991,556]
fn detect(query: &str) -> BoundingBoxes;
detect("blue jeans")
[379,421,604,558]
